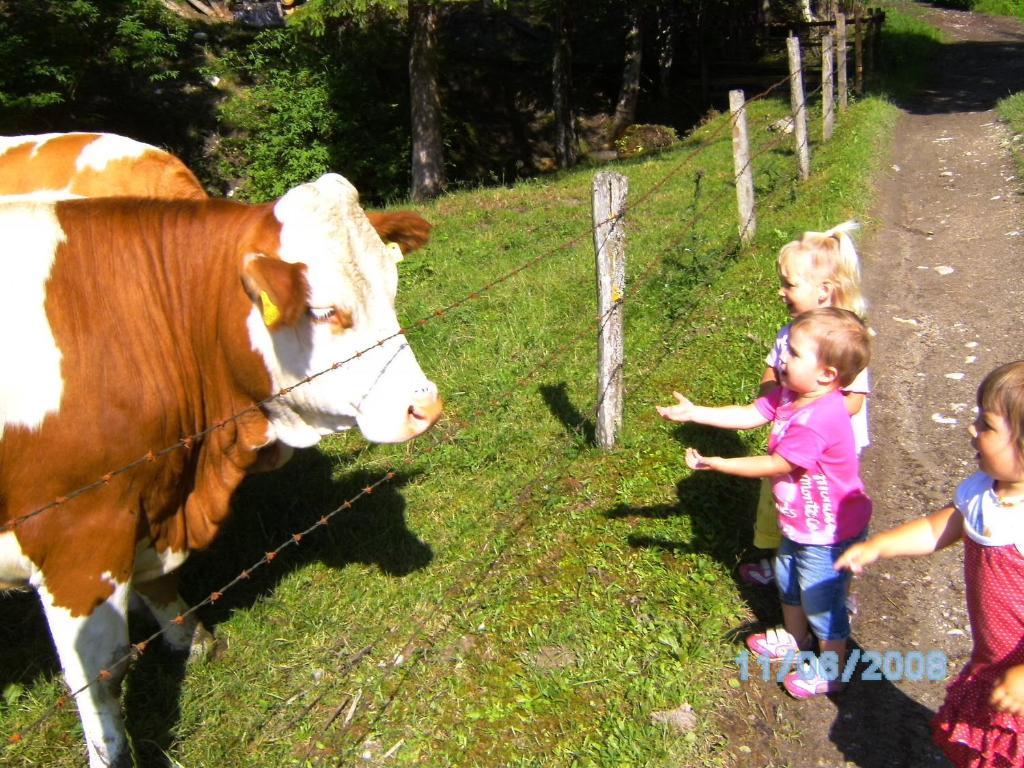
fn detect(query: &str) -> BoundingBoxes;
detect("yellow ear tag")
[385,241,404,262]
[260,290,281,327]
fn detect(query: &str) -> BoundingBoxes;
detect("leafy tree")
[208,10,412,203]
[0,0,200,145]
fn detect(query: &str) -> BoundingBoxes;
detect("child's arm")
[656,391,769,430]
[759,366,778,398]
[842,391,866,417]
[843,366,870,416]
[685,447,794,479]
[991,664,1024,716]
[834,504,963,574]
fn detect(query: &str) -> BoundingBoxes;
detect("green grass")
[973,0,1024,18]
[998,91,1024,177]
[872,0,948,101]
[1,9,921,768]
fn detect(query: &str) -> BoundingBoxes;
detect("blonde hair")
[790,307,871,387]
[778,220,867,318]
[977,361,1024,467]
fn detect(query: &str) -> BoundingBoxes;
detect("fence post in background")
[787,35,811,181]
[836,12,848,112]
[592,171,628,450]
[855,7,864,94]
[869,7,881,75]
[729,89,756,244]
[865,8,876,77]
[822,32,835,141]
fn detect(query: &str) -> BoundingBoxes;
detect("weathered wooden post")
[866,7,876,78]
[836,12,849,112]
[787,35,811,181]
[729,89,756,243]
[855,6,864,95]
[593,171,627,449]
[822,32,835,141]
[869,7,882,76]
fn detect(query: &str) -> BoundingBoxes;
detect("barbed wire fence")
[3,25,865,764]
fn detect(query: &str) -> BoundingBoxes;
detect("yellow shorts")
[752,478,782,549]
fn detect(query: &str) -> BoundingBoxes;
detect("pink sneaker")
[783,656,846,699]
[745,627,811,660]
[738,558,775,587]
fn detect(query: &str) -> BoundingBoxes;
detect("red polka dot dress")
[933,472,1024,767]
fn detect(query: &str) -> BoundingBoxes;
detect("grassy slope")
[974,0,1024,18]
[1,7,942,768]
[997,92,1024,175]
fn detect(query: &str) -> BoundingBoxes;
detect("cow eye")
[309,306,337,322]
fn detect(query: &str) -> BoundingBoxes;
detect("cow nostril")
[407,391,442,425]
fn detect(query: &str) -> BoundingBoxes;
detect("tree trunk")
[608,9,643,143]
[656,4,676,105]
[552,1,577,169]
[409,0,445,201]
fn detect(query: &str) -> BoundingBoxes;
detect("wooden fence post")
[854,7,864,95]
[822,32,835,141]
[870,8,882,75]
[836,12,848,111]
[787,35,811,181]
[592,171,627,449]
[866,7,876,78]
[729,89,756,244]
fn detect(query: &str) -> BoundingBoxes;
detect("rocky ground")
[715,4,1024,766]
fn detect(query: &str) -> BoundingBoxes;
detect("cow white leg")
[38,581,133,768]
[133,573,218,661]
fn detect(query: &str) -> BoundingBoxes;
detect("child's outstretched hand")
[992,664,1024,716]
[834,540,881,575]
[657,391,696,423]
[685,447,713,470]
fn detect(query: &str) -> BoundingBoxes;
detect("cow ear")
[242,254,309,329]
[366,211,432,255]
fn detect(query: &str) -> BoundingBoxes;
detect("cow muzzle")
[405,382,443,439]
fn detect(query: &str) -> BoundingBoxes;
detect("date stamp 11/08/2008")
[736,648,949,684]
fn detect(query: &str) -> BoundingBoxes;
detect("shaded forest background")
[0,0,972,206]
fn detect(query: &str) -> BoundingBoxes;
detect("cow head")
[242,174,441,446]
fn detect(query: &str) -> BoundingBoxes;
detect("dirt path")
[720,4,1024,766]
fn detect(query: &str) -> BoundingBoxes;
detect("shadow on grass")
[0,442,432,767]
[603,422,952,766]
[602,422,781,611]
[606,422,756,543]
[539,382,596,445]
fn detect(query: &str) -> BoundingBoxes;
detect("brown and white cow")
[0,131,432,255]
[0,174,442,767]
[0,132,208,201]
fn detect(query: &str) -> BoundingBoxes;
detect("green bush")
[208,22,410,204]
[0,0,197,143]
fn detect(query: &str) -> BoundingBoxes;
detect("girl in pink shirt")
[658,307,871,698]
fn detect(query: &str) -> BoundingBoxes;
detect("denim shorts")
[774,533,865,641]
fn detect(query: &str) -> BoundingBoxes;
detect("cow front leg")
[133,572,218,662]
[38,581,134,768]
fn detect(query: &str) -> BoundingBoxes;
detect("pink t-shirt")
[754,388,872,545]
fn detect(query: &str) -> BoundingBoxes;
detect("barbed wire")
[289,78,845,765]
[4,63,840,760]
[253,110,831,763]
